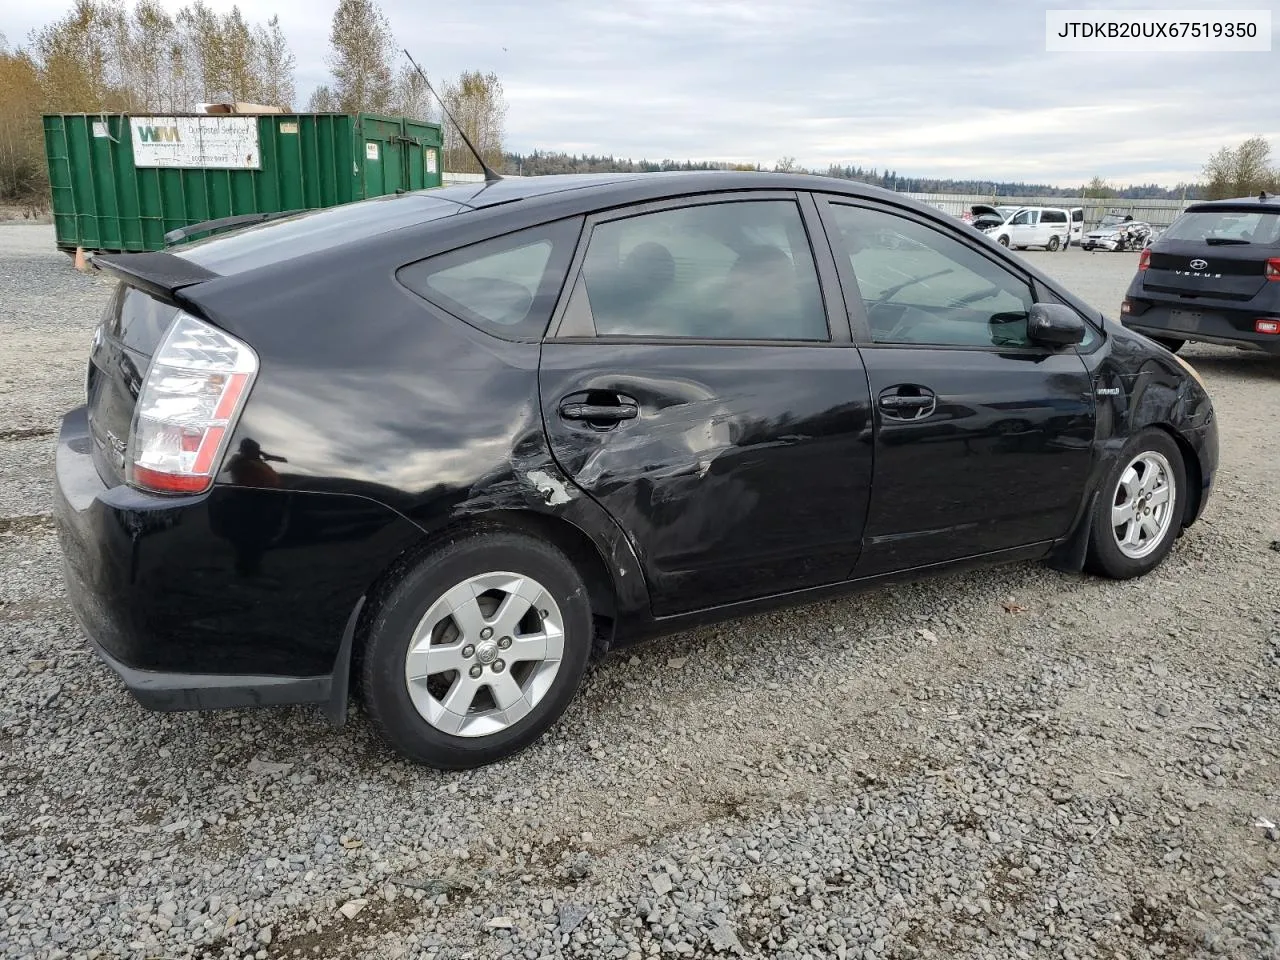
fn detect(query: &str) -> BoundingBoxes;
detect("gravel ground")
[1,225,1278,960]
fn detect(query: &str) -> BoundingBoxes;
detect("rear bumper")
[1122,302,1280,354]
[54,406,419,714]
[88,634,333,712]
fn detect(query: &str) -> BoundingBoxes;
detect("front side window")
[563,200,829,341]
[827,202,1035,348]
[1010,210,1035,226]
[398,218,582,339]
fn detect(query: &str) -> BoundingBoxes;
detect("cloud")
[5,0,1277,185]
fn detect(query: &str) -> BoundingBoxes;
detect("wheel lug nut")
[461,644,475,658]
[498,636,511,649]
[492,660,505,673]
[469,665,482,679]
[480,627,493,640]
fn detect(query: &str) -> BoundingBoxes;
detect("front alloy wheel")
[1085,429,1186,579]
[1109,452,1177,560]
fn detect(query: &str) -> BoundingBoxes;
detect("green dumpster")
[42,112,444,253]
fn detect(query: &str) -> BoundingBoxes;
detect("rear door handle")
[878,386,937,421]
[558,394,639,425]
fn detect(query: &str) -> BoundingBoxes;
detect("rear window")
[1162,209,1280,246]
[397,218,583,340]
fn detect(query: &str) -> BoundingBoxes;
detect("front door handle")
[558,393,640,425]
[878,385,937,421]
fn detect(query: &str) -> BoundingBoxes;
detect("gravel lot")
[2,224,1278,960]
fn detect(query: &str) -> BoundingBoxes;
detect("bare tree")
[1085,175,1116,199]
[308,84,337,111]
[0,39,46,203]
[392,62,432,121]
[129,0,176,110]
[323,0,395,113]
[441,70,506,173]
[255,16,296,109]
[1202,137,1278,199]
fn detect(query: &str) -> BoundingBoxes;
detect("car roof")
[421,170,909,210]
[1184,193,1279,213]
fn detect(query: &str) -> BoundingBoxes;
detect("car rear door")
[539,193,874,616]
[814,196,1097,576]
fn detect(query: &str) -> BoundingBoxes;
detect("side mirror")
[1027,303,1086,346]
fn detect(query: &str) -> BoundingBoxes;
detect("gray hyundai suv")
[1121,192,1280,354]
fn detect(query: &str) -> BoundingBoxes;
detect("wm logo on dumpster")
[136,125,181,143]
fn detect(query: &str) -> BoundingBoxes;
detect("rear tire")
[1047,236,1060,252]
[361,531,592,769]
[1153,337,1185,353]
[1084,429,1185,580]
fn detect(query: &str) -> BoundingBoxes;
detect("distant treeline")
[502,151,1200,200]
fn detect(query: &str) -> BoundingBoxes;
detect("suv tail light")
[1266,258,1280,280]
[128,313,258,494]
[1138,248,1151,271]
[1257,319,1280,335]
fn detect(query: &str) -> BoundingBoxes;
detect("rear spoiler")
[91,252,221,307]
[163,209,302,246]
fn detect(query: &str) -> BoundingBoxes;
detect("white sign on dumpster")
[130,116,261,169]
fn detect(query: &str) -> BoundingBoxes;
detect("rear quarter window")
[397,218,583,340]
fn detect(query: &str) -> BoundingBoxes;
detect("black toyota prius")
[55,172,1218,769]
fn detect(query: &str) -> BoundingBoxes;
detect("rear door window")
[398,218,583,339]
[558,199,829,341]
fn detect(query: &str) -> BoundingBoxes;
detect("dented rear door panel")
[538,342,874,617]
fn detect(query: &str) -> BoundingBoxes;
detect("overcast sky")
[4,0,1278,186]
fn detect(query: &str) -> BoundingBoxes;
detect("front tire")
[998,235,1010,247]
[1084,430,1185,580]
[361,531,592,769]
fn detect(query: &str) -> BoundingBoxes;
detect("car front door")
[815,197,1097,577]
[539,194,874,616]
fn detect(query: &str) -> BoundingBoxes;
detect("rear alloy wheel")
[1085,430,1185,579]
[1047,236,1060,252]
[1153,337,1185,353]
[361,532,591,768]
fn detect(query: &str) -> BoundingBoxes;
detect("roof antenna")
[403,49,503,184]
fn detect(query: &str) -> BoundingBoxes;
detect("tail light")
[1266,258,1280,280]
[1256,319,1280,335]
[1138,248,1151,271]
[128,313,258,494]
